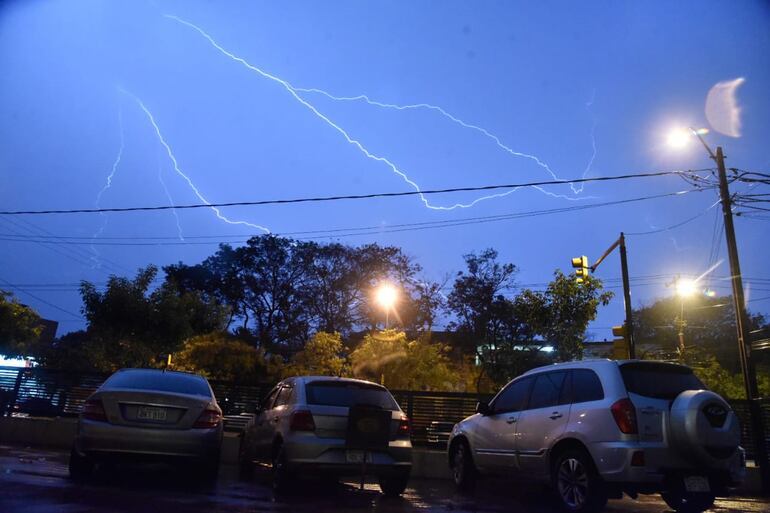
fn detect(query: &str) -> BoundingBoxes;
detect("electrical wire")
[0,169,712,216]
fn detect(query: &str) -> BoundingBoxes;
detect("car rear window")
[104,370,212,397]
[305,381,399,410]
[620,362,705,400]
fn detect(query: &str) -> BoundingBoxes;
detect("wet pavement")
[0,444,767,513]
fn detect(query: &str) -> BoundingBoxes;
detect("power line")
[0,189,709,245]
[0,277,83,320]
[0,169,710,216]
[625,199,719,236]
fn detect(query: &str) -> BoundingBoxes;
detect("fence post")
[6,369,24,417]
[406,391,414,423]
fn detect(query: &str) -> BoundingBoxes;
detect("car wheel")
[68,446,94,481]
[238,437,255,477]
[450,439,477,493]
[661,491,716,513]
[378,469,410,497]
[272,444,293,495]
[197,452,220,484]
[552,449,607,513]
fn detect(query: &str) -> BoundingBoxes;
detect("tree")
[539,271,614,362]
[350,330,456,391]
[79,266,229,369]
[0,291,42,359]
[172,332,280,382]
[284,332,349,377]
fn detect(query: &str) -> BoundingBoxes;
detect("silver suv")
[447,360,745,513]
[239,376,412,496]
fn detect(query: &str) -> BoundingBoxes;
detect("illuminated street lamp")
[375,282,398,329]
[670,276,698,357]
[675,278,697,298]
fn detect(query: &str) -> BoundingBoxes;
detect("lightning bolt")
[90,106,125,268]
[571,89,598,194]
[164,14,590,209]
[156,146,185,240]
[120,88,271,233]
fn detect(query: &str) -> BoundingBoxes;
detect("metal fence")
[0,366,767,460]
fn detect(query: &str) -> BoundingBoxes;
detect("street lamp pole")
[694,131,768,490]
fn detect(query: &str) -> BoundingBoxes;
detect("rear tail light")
[193,408,222,429]
[82,398,107,422]
[610,398,638,434]
[397,415,410,437]
[289,410,315,431]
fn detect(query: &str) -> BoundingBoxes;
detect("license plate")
[137,407,167,422]
[345,451,373,464]
[684,475,710,492]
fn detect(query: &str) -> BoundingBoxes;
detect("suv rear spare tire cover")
[669,390,740,464]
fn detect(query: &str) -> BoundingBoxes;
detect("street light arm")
[689,127,717,160]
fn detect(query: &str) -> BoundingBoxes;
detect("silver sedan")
[69,368,223,481]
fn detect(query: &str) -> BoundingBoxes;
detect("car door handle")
[549,412,563,420]
[506,416,517,424]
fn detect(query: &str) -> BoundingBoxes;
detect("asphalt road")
[0,444,767,513]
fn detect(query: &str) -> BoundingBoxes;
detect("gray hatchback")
[69,368,223,481]
[239,376,412,496]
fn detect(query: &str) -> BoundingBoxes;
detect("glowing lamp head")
[375,283,398,309]
[676,278,698,298]
[667,128,692,149]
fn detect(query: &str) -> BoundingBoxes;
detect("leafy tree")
[172,332,280,382]
[79,266,229,369]
[539,271,614,362]
[633,294,766,373]
[284,332,349,377]
[350,330,456,391]
[0,291,42,358]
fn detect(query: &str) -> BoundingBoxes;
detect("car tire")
[552,449,608,513]
[68,446,94,481]
[272,444,293,495]
[450,439,477,493]
[378,469,410,497]
[202,452,221,483]
[661,491,716,513]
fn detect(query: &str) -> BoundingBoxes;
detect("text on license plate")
[345,451,373,464]
[137,407,167,421]
[684,476,710,492]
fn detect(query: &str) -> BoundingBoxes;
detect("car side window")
[262,388,279,410]
[571,369,604,403]
[528,371,568,410]
[274,386,293,407]
[492,376,534,413]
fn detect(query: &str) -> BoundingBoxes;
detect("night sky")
[2,0,769,345]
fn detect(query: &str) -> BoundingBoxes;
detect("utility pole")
[582,233,636,359]
[714,145,769,491]
[618,233,636,359]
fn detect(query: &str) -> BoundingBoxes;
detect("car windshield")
[305,381,399,410]
[620,362,706,400]
[104,370,212,397]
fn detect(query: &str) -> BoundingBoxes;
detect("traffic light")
[571,256,590,284]
[611,325,629,360]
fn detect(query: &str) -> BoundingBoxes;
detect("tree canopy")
[0,290,42,358]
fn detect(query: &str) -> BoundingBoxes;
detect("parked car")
[69,368,223,482]
[447,360,745,513]
[239,376,412,496]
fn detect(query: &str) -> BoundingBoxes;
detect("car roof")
[521,359,620,376]
[109,368,208,380]
[286,375,387,388]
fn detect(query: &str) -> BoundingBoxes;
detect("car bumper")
[589,441,745,490]
[75,418,222,460]
[283,435,412,476]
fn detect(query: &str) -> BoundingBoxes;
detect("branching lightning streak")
[156,147,185,240]
[165,15,589,209]
[120,88,271,233]
[90,106,125,267]
[572,89,598,194]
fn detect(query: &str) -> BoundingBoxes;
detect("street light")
[675,278,697,298]
[375,282,398,329]
[668,126,769,490]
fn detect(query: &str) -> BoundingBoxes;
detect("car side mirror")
[476,401,492,416]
